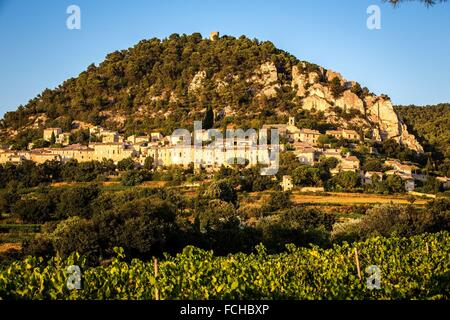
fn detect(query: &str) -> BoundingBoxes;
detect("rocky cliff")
[289,63,423,152]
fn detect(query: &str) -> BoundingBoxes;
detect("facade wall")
[43,128,62,141]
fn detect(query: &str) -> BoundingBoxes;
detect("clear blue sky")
[0,0,449,117]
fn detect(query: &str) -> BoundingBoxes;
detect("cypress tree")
[203,106,214,130]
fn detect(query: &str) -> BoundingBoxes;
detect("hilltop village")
[1,117,448,192]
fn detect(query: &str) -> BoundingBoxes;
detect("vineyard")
[0,232,449,300]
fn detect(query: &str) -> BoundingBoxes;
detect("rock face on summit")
[288,65,423,152]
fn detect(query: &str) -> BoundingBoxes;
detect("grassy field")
[241,191,430,207]
[290,192,429,206]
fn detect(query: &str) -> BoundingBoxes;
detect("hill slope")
[396,103,450,174]
[0,33,422,152]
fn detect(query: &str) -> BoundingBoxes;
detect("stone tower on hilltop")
[210,31,219,41]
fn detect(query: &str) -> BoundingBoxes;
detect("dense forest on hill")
[0,33,312,135]
[396,104,450,175]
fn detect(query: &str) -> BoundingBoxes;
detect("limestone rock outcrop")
[188,70,206,93]
[326,69,344,83]
[335,90,365,114]
[365,96,423,152]
[291,65,307,97]
[252,62,280,98]
[308,83,333,101]
[291,65,322,97]
[302,95,332,112]
[289,64,423,152]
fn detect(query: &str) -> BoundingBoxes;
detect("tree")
[32,139,51,149]
[257,207,335,251]
[143,156,154,170]
[278,152,301,177]
[331,171,361,191]
[420,176,442,194]
[360,203,448,238]
[196,199,236,231]
[385,175,405,194]
[317,134,330,147]
[204,179,237,204]
[330,77,344,98]
[350,82,364,98]
[117,158,136,171]
[385,0,447,6]
[263,191,292,213]
[0,184,21,213]
[425,198,450,232]
[203,105,214,130]
[114,197,179,257]
[51,217,101,265]
[292,166,322,187]
[364,158,384,172]
[50,131,56,145]
[56,184,100,219]
[12,197,54,224]
[425,157,435,173]
[121,170,151,186]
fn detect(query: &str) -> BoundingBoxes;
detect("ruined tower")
[210,31,219,41]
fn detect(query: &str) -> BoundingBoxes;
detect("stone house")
[101,131,120,143]
[294,146,317,165]
[0,149,27,164]
[29,151,62,164]
[298,129,321,145]
[326,129,360,141]
[43,128,62,141]
[363,171,383,184]
[384,160,414,175]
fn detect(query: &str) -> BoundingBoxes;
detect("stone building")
[210,31,219,41]
[326,129,360,141]
[43,128,62,141]
[298,129,321,145]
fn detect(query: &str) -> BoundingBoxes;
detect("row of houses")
[292,142,360,173]
[5,119,359,168]
[262,117,361,145]
[0,142,137,164]
[2,123,449,191]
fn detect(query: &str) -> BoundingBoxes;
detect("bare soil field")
[0,243,21,254]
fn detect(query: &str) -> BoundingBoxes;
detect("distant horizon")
[1,0,449,117]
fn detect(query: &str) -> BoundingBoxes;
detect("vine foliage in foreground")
[0,232,449,300]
